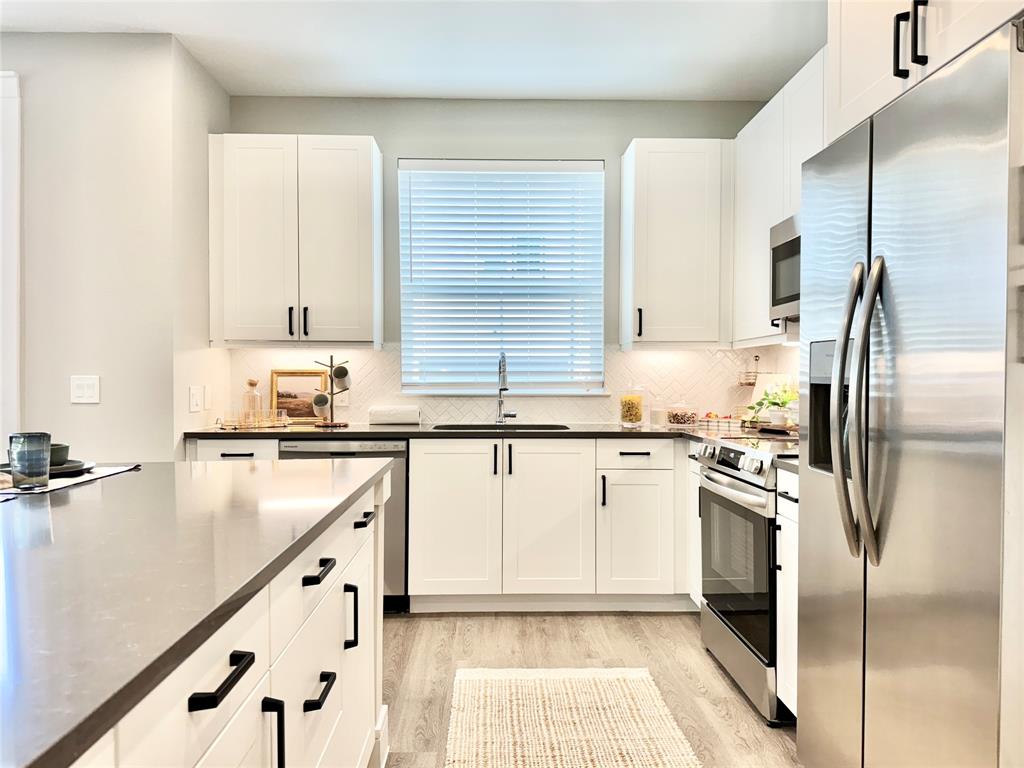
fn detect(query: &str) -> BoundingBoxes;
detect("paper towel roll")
[368,405,422,425]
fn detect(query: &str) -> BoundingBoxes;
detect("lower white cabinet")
[194,439,279,461]
[596,469,674,594]
[776,499,799,716]
[686,448,702,607]
[408,439,503,595]
[194,674,274,768]
[502,439,596,594]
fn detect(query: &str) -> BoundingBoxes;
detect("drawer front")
[269,491,374,663]
[119,590,271,767]
[194,673,273,768]
[596,439,673,470]
[70,730,115,768]
[271,577,344,768]
[777,468,799,503]
[777,495,799,524]
[196,439,278,461]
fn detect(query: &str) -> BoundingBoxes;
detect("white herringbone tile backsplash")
[229,344,797,424]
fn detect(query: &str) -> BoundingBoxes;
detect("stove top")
[694,431,799,488]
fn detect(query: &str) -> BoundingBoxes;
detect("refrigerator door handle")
[831,261,865,557]
[849,255,885,567]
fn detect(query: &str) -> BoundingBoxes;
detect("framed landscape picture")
[269,369,329,422]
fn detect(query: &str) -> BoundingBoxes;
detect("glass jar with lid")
[666,402,698,426]
[619,386,646,429]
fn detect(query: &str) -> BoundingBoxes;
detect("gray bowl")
[50,443,70,466]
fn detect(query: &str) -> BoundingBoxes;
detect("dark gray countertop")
[184,421,725,442]
[776,456,800,474]
[0,458,393,768]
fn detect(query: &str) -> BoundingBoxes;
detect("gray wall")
[229,97,761,342]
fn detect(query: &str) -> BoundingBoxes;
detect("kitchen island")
[0,458,393,768]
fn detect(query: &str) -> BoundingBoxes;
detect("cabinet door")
[408,439,502,595]
[733,98,785,343]
[920,0,1020,78]
[194,674,273,768]
[776,515,799,716]
[502,439,596,594]
[222,134,299,342]
[783,50,825,218]
[597,469,674,594]
[687,456,702,606]
[825,0,921,144]
[629,139,722,343]
[298,136,376,342]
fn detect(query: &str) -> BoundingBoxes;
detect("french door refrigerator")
[798,21,1022,768]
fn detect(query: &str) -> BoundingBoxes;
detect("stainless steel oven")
[769,215,800,322]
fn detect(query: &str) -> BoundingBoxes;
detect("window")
[399,159,605,393]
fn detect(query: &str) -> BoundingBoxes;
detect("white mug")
[331,365,352,392]
[312,392,331,419]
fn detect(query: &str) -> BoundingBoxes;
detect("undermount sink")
[432,423,570,431]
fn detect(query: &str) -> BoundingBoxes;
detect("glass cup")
[9,432,52,490]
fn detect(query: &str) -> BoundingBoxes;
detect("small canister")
[666,402,698,426]
[620,387,645,429]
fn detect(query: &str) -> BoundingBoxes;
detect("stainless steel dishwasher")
[279,440,409,613]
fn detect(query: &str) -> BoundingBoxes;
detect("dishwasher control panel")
[279,440,406,454]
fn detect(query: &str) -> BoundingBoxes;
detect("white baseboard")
[373,704,389,768]
[410,594,699,613]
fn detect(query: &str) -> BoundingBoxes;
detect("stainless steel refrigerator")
[798,21,1022,768]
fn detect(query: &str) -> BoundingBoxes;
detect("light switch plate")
[70,375,100,404]
[189,385,202,413]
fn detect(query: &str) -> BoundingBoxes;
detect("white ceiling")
[0,1,826,101]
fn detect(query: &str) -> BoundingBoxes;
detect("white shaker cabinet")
[503,439,597,594]
[596,469,674,594]
[686,447,702,607]
[620,139,726,347]
[219,134,299,342]
[776,497,799,716]
[408,439,503,595]
[783,50,825,219]
[211,134,382,347]
[916,1,1022,80]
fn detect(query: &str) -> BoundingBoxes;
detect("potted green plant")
[747,384,798,426]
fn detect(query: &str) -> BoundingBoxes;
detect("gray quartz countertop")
[0,458,393,768]
[184,421,730,442]
[776,456,800,474]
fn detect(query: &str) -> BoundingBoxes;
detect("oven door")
[700,468,776,665]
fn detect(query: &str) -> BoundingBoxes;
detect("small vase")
[766,406,789,426]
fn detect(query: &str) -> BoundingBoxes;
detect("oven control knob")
[740,457,764,474]
[699,444,717,459]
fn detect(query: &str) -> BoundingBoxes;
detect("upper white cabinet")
[783,50,825,218]
[620,139,726,347]
[503,439,597,594]
[825,0,1020,144]
[211,134,383,347]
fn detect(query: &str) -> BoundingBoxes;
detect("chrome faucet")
[496,352,517,424]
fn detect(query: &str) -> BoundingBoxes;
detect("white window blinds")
[399,159,605,393]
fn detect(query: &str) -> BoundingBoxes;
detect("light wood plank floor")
[383,613,800,768]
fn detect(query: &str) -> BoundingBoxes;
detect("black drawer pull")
[911,0,928,65]
[261,697,286,767]
[601,474,607,507]
[354,510,376,529]
[302,557,336,587]
[187,650,255,711]
[303,671,337,712]
[619,451,651,457]
[220,452,255,458]
[687,454,699,461]
[344,583,359,649]
[778,491,799,504]
[893,11,911,79]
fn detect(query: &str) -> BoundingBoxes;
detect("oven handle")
[831,261,864,558]
[699,472,769,513]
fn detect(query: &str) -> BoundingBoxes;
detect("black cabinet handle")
[687,454,699,461]
[302,306,309,337]
[637,307,643,337]
[508,443,512,475]
[618,451,651,457]
[303,671,337,712]
[601,474,607,507]
[220,452,255,458]
[893,11,911,79]
[288,306,295,336]
[911,0,928,65]
[261,697,286,768]
[344,583,359,649]
[187,650,255,711]
[493,443,498,475]
[301,557,336,587]
[778,491,799,504]
[354,510,376,529]
[775,564,783,571]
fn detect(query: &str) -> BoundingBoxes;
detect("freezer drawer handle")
[618,451,651,457]
[220,452,255,458]
[303,671,337,712]
[911,0,928,65]
[354,510,376,529]
[778,491,799,504]
[344,583,360,649]
[849,255,885,567]
[187,650,255,711]
[261,697,286,768]
[893,11,911,78]
[301,557,336,587]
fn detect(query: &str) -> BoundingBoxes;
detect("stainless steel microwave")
[769,216,800,322]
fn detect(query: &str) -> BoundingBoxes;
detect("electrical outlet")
[70,375,100,404]
[189,385,202,413]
